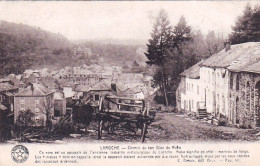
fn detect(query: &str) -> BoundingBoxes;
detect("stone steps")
[198,109,207,118]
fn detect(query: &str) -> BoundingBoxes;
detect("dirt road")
[146,113,259,142]
[64,112,260,143]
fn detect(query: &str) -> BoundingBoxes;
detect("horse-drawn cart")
[95,96,154,142]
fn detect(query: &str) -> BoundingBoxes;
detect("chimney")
[111,83,117,92]
[224,41,231,52]
[30,83,34,94]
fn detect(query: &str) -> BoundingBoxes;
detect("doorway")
[255,81,260,127]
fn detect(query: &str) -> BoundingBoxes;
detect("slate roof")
[0,104,7,111]
[117,73,143,83]
[39,77,59,89]
[116,82,128,92]
[90,80,111,91]
[21,74,38,84]
[54,92,64,100]
[58,80,75,87]
[74,84,91,92]
[202,42,260,73]
[0,83,18,92]
[16,83,54,96]
[124,86,143,94]
[180,60,203,79]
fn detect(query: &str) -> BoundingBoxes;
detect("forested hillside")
[78,41,145,61]
[0,21,149,77]
[0,21,73,76]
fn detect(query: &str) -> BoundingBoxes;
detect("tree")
[205,30,224,57]
[172,16,192,49]
[229,3,260,44]
[40,95,54,132]
[145,9,172,106]
[167,16,192,93]
[189,30,207,60]
[17,109,35,127]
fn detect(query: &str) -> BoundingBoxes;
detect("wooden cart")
[95,96,154,142]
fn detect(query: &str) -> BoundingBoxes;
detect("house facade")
[53,92,66,122]
[14,83,55,127]
[177,42,260,128]
[177,61,204,113]
[0,83,19,112]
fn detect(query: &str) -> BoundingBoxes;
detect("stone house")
[58,65,103,87]
[177,61,204,113]
[177,42,260,128]
[53,92,66,122]
[81,80,116,106]
[59,81,75,98]
[0,83,19,112]
[14,83,55,127]
[73,84,91,100]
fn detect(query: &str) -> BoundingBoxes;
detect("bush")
[16,110,35,127]
[218,114,228,126]
[153,94,176,105]
[54,118,74,135]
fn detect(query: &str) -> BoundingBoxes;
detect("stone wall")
[229,72,260,128]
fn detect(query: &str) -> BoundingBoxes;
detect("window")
[217,73,220,85]
[208,71,210,83]
[54,109,61,117]
[230,73,233,89]
[54,102,61,117]
[20,104,25,111]
[20,98,25,111]
[222,95,225,113]
[197,86,199,95]
[246,81,251,111]
[212,72,214,83]
[20,98,25,104]
[236,97,239,124]
[95,94,99,101]
[236,74,240,90]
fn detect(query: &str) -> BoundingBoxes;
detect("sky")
[0,1,259,43]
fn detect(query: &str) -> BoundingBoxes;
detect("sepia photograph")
[0,1,260,165]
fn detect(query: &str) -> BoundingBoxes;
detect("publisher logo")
[11,145,29,163]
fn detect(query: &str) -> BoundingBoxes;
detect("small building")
[59,81,75,98]
[82,80,116,106]
[53,92,66,123]
[73,84,91,100]
[14,83,55,127]
[0,83,19,112]
[177,61,204,113]
[177,42,260,128]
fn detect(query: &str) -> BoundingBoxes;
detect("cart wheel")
[141,122,147,143]
[97,120,104,139]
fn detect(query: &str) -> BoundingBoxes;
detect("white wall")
[200,66,230,116]
[63,87,74,98]
[181,77,203,112]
